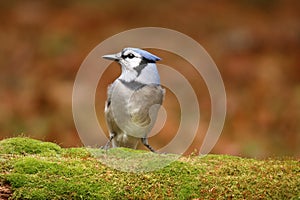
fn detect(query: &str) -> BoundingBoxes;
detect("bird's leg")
[141,138,156,152]
[103,133,115,150]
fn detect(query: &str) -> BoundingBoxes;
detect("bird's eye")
[121,52,135,59]
[127,53,135,59]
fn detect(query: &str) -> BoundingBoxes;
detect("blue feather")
[127,48,161,62]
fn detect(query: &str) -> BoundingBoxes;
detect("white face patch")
[120,49,143,70]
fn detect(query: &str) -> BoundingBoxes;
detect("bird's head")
[102,47,161,70]
[102,47,161,83]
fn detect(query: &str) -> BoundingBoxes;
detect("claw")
[102,133,115,150]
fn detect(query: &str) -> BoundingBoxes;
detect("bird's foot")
[141,138,156,153]
[101,133,115,150]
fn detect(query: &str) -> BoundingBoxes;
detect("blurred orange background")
[0,0,299,158]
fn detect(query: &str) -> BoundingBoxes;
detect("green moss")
[0,137,61,155]
[90,147,179,172]
[61,147,91,158]
[0,137,299,199]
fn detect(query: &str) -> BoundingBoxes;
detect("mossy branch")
[0,137,299,199]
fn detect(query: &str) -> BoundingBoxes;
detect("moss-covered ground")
[0,137,299,199]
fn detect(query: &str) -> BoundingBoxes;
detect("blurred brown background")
[0,0,299,158]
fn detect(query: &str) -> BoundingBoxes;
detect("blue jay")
[102,47,165,152]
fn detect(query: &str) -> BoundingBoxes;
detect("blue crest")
[126,48,161,62]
